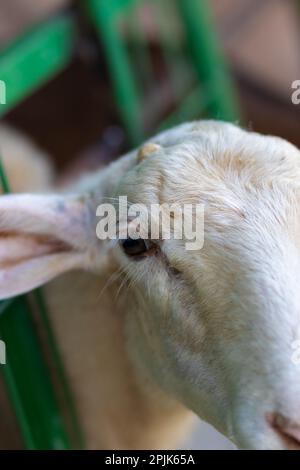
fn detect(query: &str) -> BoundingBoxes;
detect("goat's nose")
[266,412,300,450]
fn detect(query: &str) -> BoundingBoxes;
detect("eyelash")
[120,238,158,259]
[120,238,182,277]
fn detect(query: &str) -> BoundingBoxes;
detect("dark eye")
[121,238,157,258]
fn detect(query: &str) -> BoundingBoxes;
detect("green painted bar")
[175,0,240,122]
[85,0,144,145]
[0,15,74,117]
[86,0,239,144]
[0,298,70,449]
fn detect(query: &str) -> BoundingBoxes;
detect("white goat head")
[1,120,300,449]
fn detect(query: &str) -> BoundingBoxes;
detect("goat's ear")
[0,193,96,299]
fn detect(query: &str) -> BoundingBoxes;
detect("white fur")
[1,121,300,449]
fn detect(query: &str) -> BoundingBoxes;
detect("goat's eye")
[121,238,156,258]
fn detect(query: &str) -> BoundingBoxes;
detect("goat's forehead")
[121,125,300,210]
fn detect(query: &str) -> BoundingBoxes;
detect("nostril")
[266,412,300,450]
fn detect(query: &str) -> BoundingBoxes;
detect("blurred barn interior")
[1,0,300,172]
